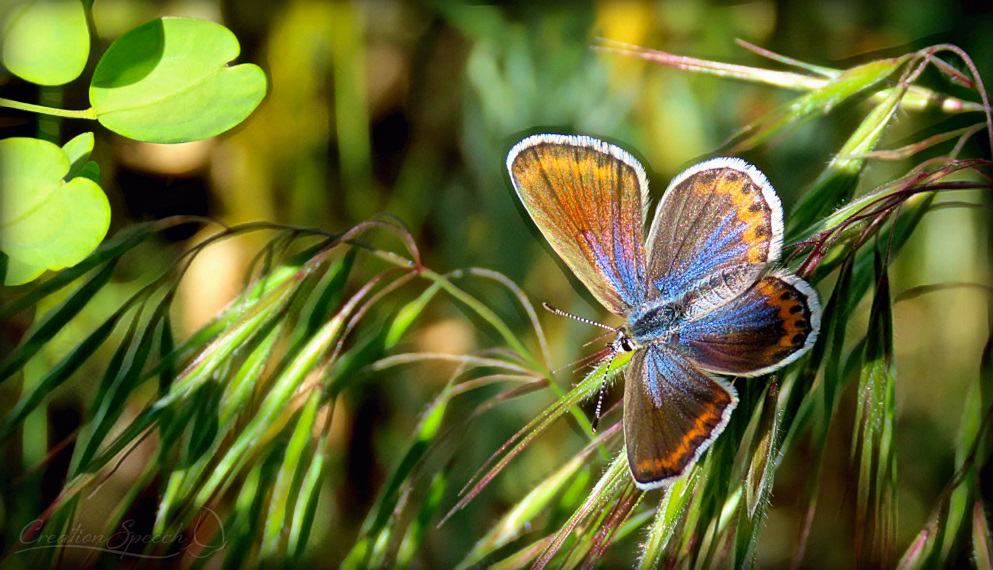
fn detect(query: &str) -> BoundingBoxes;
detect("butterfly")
[506,134,821,489]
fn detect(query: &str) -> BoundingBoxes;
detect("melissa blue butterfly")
[507,134,821,489]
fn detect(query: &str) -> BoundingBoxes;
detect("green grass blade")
[457,423,620,569]
[72,301,170,471]
[532,454,631,569]
[396,467,451,568]
[730,56,910,154]
[446,355,625,519]
[936,304,993,563]
[853,247,898,566]
[0,314,119,442]
[789,75,909,236]
[639,471,699,569]
[260,390,322,563]
[0,259,116,384]
[974,501,993,570]
[0,224,152,321]
[288,428,330,561]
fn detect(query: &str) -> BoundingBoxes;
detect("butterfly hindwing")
[623,344,738,489]
[677,270,821,376]
[645,158,783,300]
[507,134,649,314]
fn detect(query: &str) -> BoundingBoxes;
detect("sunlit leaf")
[61,131,95,179]
[0,137,110,285]
[90,17,267,143]
[1,0,89,85]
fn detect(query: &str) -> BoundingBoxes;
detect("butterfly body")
[507,134,820,489]
[624,299,680,345]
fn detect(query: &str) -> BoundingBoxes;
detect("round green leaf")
[63,131,95,178]
[0,138,110,285]
[89,17,267,143]
[3,255,47,286]
[1,0,90,86]
[62,131,94,164]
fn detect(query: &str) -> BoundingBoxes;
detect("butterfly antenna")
[591,350,617,432]
[582,329,616,348]
[541,302,619,433]
[556,346,611,375]
[541,303,616,331]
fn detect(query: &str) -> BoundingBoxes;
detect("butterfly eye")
[614,334,638,353]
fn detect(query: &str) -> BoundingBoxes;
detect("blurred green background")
[2,0,992,566]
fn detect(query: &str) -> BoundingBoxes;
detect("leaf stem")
[0,97,97,120]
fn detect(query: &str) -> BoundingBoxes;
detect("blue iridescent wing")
[623,344,738,489]
[507,134,649,314]
[678,270,821,376]
[644,158,783,300]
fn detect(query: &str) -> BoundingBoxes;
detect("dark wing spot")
[755,225,768,238]
[779,290,794,301]
[792,332,807,345]
[749,202,762,212]
[699,170,718,185]
[737,175,752,193]
[795,320,808,330]
[789,305,803,314]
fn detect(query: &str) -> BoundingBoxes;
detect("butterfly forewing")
[623,345,738,489]
[644,158,783,300]
[508,134,649,314]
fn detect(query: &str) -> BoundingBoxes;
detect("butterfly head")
[610,328,639,354]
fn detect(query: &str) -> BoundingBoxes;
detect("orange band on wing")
[632,390,731,475]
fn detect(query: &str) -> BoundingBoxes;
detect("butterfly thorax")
[619,300,685,349]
